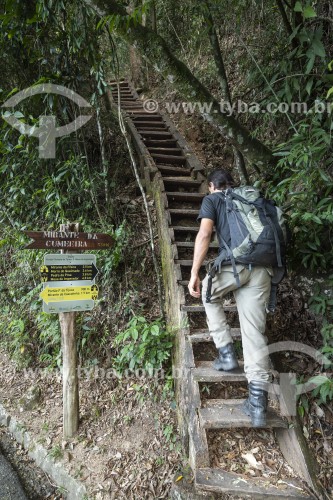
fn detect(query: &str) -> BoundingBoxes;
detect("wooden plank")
[120,102,143,107]
[162,176,202,186]
[195,468,311,498]
[134,121,165,126]
[151,154,186,165]
[178,280,190,286]
[189,328,241,343]
[126,110,159,115]
[113,98,137,102]
[143,139,178,147]
[132,115,163,121]
[136,127,170,132]
[199,401,287,429]
[157,165,191,176]
[172,226,201,232]
[148,147,183,154]
[108,80,128,85]
[166,192,205,202]
[275,425,327,498]
[170,208,199,217]
[175,260,198,266]
[169,209,199,217]
[139,130,173,138]
[189,410,210,470]
[193,361,246,382]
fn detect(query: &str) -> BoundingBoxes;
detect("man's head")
[207,169,235,193]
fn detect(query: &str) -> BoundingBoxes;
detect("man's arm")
[188,218,214,298]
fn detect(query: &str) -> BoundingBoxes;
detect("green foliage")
[267,109,333,271]
[113,316,174,375]
[307,276,333,404]
[49,444,64,460]
[309,375,333,404]
[309,275,333,358]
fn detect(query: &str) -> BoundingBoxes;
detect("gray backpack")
[206,186,288,312]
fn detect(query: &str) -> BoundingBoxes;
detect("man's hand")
[188,274,201,298]
[188,218,213,298]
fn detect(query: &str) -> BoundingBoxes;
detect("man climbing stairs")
[108,79,323,499]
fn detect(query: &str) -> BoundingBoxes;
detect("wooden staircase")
[107,80,324,499]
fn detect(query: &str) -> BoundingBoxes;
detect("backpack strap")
[266,283,278,313]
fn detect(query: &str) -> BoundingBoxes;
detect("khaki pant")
[201,264,272,383]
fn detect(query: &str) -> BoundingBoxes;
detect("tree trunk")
[89,0,275,169]
[276,0,298,49]
[149,0,157,33]
[204,1,249,183]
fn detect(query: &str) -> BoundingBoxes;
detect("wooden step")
[175,241,218,249]
[134,121,166,128]
[166,192,205,202]
[136,126,169,132]
[182,304,237,312]
[113,97,138,102]
[121,104,143,109]
[189,328,240,343]
[113,97,137,101]
[139,130,173,138]
[109,80,128,86]
[129,114,161,119]
[151,153,186,165]
[169,209,199,217]
[193,361,246,382]
[199,399,287,429]
[175,259,199,266]
[195,468,311,499]
[172,225,203,232]
[148,147,183,155]
[163,177,202,187]
[143,139,178,147]
[132,115,163,121]
[109,84,129,89]
[112,94,134,99]
[157,165,192,176]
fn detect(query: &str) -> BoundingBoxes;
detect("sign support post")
[59,223,79,439]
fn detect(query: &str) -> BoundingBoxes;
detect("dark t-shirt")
[198,192,231,252]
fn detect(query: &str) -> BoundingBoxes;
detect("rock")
[18,386,42,411]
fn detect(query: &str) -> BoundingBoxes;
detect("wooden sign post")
[24,224,114,439]
[60,223,79,439]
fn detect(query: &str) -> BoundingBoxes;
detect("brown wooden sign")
[24,231,114,250]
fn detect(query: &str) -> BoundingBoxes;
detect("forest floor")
[0,346,183,499]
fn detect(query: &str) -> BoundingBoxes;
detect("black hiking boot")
[213,343,239,371]
[242,380,269,427]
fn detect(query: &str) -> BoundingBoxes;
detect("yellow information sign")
[40,285,99,304]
